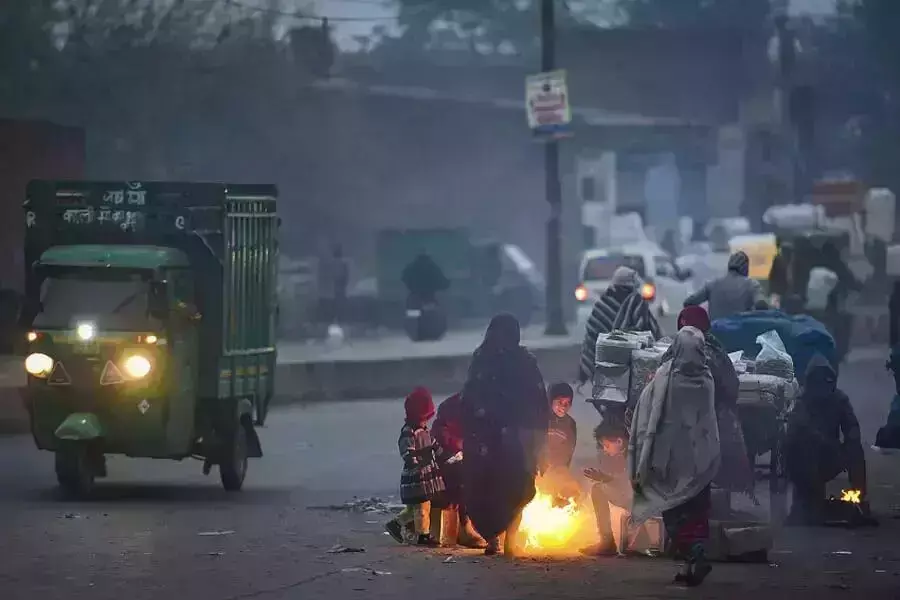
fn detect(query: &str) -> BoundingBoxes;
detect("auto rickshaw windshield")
[33,267,160,331]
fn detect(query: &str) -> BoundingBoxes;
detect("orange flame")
[518,487,593,555]
[840,489,861,504]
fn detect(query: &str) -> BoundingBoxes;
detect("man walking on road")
[683,251,765,321]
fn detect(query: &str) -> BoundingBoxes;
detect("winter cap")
[728,251,750,276]
[405,386,436,423]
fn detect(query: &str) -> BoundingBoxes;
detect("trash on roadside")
[328,544,366,554]
[340,567,390,576]
[309,497,404,514]
[197,530,235,536]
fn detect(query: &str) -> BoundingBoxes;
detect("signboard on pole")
[526,70,572,139]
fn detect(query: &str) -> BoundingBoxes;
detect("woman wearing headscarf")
[461,314,550,556]
[667,306,754,497]
[578,266,662,384]
[629,326,721,587]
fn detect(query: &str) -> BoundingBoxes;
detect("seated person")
[540,383,580,502]
[580,416,631,556]
[545,382,577,470]
[785,354,869,524]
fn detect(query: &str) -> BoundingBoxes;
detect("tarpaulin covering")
[710,310,836,378]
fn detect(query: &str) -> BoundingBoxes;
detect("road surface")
[0,357,899,600]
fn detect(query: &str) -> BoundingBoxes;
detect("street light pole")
[541,0,567,336]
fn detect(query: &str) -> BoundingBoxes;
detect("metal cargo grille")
[222,195,278,356]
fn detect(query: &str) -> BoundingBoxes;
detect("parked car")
[575,243,694,326]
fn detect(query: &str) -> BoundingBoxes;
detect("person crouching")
[431,392,488,548]
[385,387,445,546]
[580,415,632,557]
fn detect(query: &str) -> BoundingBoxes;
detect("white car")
[575,243,695,327]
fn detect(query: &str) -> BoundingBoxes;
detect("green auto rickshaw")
[21,180,278,497]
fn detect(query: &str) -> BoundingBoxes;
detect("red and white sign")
[526,70,572,137]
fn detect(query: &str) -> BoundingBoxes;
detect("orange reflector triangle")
[48,362,71,386]
[100,361,124,386]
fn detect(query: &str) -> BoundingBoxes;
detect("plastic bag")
[755,330,794,379]
[806,267,838,311]
[756,330,790,363]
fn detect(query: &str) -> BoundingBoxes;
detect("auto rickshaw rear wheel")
[55,443,95,498]
[219,421,248,492]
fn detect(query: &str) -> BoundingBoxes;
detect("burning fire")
[518,490,592,554]
[840,489,862,504]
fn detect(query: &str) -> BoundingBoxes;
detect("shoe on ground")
[384,520,404,544]
[484,538,501,556]
[417,534,440,547]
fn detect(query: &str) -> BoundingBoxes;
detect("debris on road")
[328,544,366,554]
[206,552,225,557]
[309,497,404,514]
[443,556,456,564]
[340,568,391,576]
[197,530,235,537]
[828,550,854,556]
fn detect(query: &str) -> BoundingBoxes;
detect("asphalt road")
[1,357,899,600]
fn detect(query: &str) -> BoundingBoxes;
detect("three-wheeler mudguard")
[55,413,104,441]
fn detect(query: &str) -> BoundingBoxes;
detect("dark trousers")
[662,486,711,558]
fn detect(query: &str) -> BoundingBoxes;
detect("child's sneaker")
[417,533,440,547]
[384,520,404,544]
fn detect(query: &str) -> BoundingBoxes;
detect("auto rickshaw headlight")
[25,353,54,377]
[76,322,96,341]
[122,355,152,379]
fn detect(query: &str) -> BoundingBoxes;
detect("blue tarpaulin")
[710,309,836,379]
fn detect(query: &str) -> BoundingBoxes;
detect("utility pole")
[774,8,797,204]
[541,0,567,336]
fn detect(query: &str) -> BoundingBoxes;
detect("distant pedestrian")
[317,243,349,327]
[683,251,764,321]
[578,267,661,384]
[385,387,445,547]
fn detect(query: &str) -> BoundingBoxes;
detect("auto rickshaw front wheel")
[219,421,249,492]
[55,443,96,498]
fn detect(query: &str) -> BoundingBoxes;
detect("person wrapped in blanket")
[578,266,662,385]
[629,326,721,587]
[785,355,870,525]
[384,387,446,547]
[665,307,755,498]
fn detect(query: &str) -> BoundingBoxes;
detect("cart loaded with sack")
[711,310,836,514]
[589,329,669,428]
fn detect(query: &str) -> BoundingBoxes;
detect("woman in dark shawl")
[461,314,550,556]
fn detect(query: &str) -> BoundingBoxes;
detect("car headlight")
[122,355,152,379]
[25,353,54,377]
